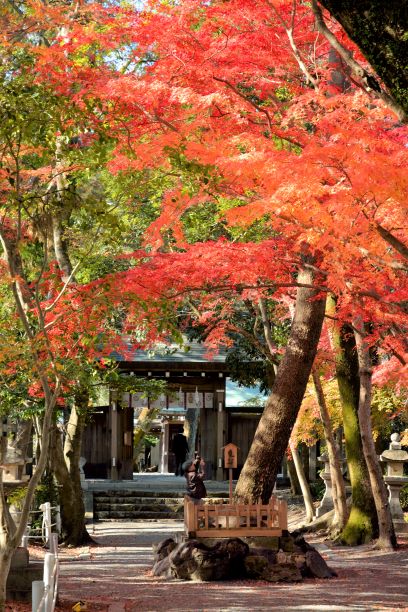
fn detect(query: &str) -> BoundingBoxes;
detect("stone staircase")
[93,490,228,520]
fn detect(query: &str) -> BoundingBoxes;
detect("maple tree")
[28,0,407,543]
[0,2,146,601]
[100,0,405,547]
[0,6,406,601]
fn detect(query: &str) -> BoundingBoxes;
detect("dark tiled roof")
[113,340,227,364]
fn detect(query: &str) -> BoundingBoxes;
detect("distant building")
[81,341,281,481]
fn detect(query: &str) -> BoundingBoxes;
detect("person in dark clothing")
[172,432,189,476]
[184,455,207,501]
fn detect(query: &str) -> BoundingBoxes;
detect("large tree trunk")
[235,267,326,503]
[50,390,91,546]
[353,320,396,550]
[312,368,348,533]
[328,310,378,545]
[318,0,408,119]
[289,441,315,523]
[50,424,90,546]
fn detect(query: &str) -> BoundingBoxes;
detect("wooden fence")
[184,496,288,538]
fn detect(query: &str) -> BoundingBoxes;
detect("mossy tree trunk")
[353,320,396,550]
[328,301,378,544]
[235,266,326,503]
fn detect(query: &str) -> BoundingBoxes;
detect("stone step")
[93,496,185,505]
[91,490,227,499]
[94,503,184,512]
[6,562,43,603]
[92,490,184,498]
[94,510,180,520]
[91,492,231,521]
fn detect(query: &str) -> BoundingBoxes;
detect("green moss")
[339,507,374,546]
[327,302,378,543]
[400,484,408,511]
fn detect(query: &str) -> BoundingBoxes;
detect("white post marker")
[40,502,52,546]
[49,532,58,556]
[43,552,56,612]
[32,580,44,612]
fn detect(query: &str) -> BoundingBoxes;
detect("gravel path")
[48,520,408,611]
[8,516,408,612]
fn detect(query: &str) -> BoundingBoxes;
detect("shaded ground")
[10,511,408,612]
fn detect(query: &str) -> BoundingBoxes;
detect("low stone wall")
[6,547,43,602]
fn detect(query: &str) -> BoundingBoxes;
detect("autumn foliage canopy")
[1,0,407,393]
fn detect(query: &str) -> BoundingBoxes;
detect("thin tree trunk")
[312,368,348,532]
[289,441,314,523]
[51,213,75,284]
[235,266,326,503]
[0,492,13,610]
[353,319,396,550]
[0,233,60,610]
[287,457,302,495]
[327,299,378,545]
[0,436,15,607]
[48,207,91,546]
[1,400,56,607]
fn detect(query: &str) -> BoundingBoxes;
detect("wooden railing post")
[279,499,288,530]
[184,497,196,537]
[184,496,288,538]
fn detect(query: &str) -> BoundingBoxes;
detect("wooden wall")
[82,407,110,479]
[82,404,134,480]
[117,404,134,479]
[228,413,260,478]
[200,407,218,480]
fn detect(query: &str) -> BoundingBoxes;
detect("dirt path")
[10,517,405,612]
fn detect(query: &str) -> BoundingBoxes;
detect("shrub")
[309,479,325,501]
[400,484,408,512]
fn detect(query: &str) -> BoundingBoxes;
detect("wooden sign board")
[224,443,238,469]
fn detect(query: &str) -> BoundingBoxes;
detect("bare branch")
[312,0,406,122]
